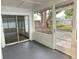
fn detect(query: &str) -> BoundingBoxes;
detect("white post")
[29,12,34,41]
[32,12,35,32]
[52,5,56,49]
[71,0,77,59]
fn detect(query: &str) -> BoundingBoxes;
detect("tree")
[64,8,73,19]
[46,10,52,28]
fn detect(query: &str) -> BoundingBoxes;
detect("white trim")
[16,16,19,42]
[6,39,29,46]
[18,39,29,43]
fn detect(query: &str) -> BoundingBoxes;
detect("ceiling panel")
[1,0,73,11]
[1,0,22,7]
[18,0,42,9]
[30,0,52,3]
[1,0,51,7]
[1,0,53,10]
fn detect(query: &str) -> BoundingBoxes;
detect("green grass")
[56,23,72,32]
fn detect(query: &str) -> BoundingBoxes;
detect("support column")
[29,12,34,41]
[52,5,56,49]
[71,0,77,59]
[1,16,5,48]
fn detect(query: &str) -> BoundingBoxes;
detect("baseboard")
[5,39,29,46]
[55,49,72,57]
[32,40,53,49]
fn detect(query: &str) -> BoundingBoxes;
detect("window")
[56,8,73,49]
[34,9,53,34]
[56,8,73,32]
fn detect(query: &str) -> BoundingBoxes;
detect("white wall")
[1,17,5,48]
[33,32,53,49]
[1,6,34,46]
[1,6,32,15]
[1,27,5,48]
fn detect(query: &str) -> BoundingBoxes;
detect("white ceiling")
[1,0,52,9]
[1,0,73,11]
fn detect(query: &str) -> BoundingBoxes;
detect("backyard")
[56,22,72,32]
[34,8,73,34]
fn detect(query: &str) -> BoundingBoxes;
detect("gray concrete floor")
[2,41,72,59]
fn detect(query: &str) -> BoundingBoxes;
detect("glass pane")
[2,15,18,44]
[17,16,29,41]
[56,8,73,50]
[34,10,52,34]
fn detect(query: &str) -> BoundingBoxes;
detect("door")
[17,16,29,41]
[2,15,18,44]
